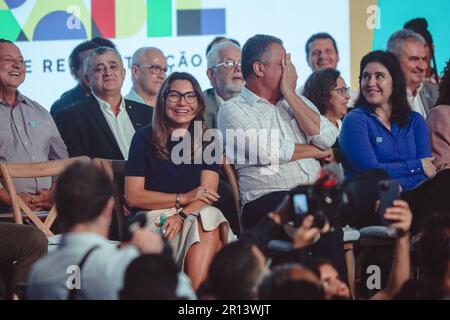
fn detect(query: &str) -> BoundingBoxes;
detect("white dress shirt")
[407,83,427,118]
[218,86,338,205]
[92,93,135,159]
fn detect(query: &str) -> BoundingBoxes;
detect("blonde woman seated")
[125,72,234,290]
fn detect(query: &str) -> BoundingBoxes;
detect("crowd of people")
[0,15,449,300]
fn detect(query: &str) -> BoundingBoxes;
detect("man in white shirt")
[27,162,165,300]
[126,47,167,108]
[218,34,338,228]
[387,29,439,118]
[218,34,346,277]
[56,47,153,160]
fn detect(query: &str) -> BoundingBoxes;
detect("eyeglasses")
[332,86,351,95]
[136,64,167,75]
[213,59,241,70]
[166,90,198,104]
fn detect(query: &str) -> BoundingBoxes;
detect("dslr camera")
[290,166,349,229]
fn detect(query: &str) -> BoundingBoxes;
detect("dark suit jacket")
[204,88,221,129]
[420,82,439,116]
[55,95,153,159]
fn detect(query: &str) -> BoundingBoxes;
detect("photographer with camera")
[27,162,164,300]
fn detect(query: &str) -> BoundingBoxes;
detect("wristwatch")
[177,210,188,220]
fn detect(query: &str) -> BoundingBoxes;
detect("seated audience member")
[303,68,351,131]
[91,37,116,49]
[0,223,47,299]
[427,59,450,169]
[205,36,240,57]
[27,162,163,300]
[339,50,450,232]
[204,41,244,234]
[258,263,325,300]
[205,42,244,129]
[119,254,179,300]
[311,199,412,300]
[404,18,440,84]
[303,68,350,165]
[125,72,235,290]
[387,29,439,118]
[56,46,153,160]
[50,40,99,118]
[199,239,266,300]
[0,39,68,212]
[200,196,331,300]
[312,258,350,299]
[126,47,167,108]
[394,278,444,300]
[218,34,346,277]
[301,33,357,106]
[416,212,450,298]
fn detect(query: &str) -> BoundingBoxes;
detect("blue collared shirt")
[339,107,432,191]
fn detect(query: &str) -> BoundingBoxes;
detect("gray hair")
[387,29,426,56]
[131,47,164,66]
[83,46,123,74]
[206,41,241,69]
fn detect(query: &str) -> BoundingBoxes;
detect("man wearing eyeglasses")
[205,41,244,129]
[126,47,167,108]
[56,47,153,161]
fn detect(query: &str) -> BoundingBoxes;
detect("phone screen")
[293,194,309,216]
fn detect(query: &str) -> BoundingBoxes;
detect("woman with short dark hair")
[303,68,350,130]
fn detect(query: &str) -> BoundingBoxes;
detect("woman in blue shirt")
[125,72,234,290]
[340,51,450,231]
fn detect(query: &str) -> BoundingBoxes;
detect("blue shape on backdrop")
[33,11,86,40]
[5,0,27,9]
[201,9,225,35]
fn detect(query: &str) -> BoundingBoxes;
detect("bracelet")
[175,193,180,210]
[178,210,188,220]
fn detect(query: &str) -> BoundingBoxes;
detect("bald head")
[130,47,167,106]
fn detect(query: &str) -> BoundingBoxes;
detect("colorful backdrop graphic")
[0,0,226,40]
[349,0,450,88]
[0,0,447,110]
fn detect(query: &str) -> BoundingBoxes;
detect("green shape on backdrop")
[176,0,201,10]
[0,10,22,40]
[147,0,172,37]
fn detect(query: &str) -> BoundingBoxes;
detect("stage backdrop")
[0,0,448,110]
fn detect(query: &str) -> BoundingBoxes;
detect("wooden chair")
[0,156,91,237]
[92,158,128,240]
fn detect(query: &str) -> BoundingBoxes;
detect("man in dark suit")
[387,29,439,117]
[56,46,153,160]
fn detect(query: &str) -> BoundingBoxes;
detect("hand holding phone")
[378,180,401,226]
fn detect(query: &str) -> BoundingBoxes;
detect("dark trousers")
[214,178,240,236]
[0,223,48,299]
[242,191,347,280]
[338,169,389,228]
[403,169,450,233]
